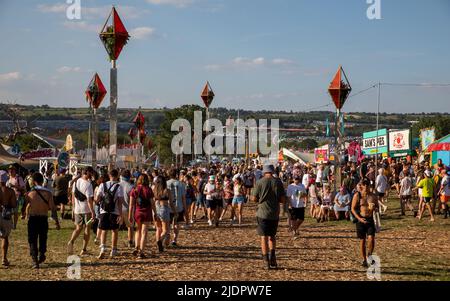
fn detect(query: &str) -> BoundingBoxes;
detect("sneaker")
[269,250,277,269]
[2,259,10,267]
[38,254,46,264]
[97,250,106,260]
[208,220,213,226]
[79,249,89,256]
[67,242,74,255]
[189,219,194,224]
[361,260,369,268]
[110,249,119,258]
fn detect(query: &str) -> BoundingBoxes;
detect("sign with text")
[389,129,412,158]
[362,129,388,156]
[314,145,329,163]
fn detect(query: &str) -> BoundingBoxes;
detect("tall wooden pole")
[92,107,98,169]
[109,60,117,170]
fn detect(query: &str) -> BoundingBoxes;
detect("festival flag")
[326,118,330,137]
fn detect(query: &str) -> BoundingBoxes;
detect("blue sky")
[0,0,449,113]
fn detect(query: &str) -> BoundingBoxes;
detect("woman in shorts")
[220,174,234,222]
[232,177,246,226]
[152,176,176,252]
[319,185,332,222]
[308,179,320,219]
[129,174,155,258]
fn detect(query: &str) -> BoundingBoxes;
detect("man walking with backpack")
[68,167,95,256]
[95,169,124,259]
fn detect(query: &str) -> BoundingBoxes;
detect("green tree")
[154,105,206,165]
[412,115,450,140]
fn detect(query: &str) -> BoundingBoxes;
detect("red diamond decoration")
[328,66,352,110]
[85,73,107,109]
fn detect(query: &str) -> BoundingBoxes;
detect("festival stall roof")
[282,148,315,165]
[426,134,450,166]
[0,144,39,170]
[32,133,66,149]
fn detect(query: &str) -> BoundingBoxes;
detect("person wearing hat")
[204,175,217,227]
[6,165,25,230]
[286,176,307,238]
[414,170,435,222]
[251,164,286,270]
[0,170,16,267]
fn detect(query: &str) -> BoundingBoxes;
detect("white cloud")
[57,66,82,73]
[0,72,21,82]
[37,3,66,13]
[130,27,156,40]
[272,58,294,66]
[146,0,195,8]
[206,57,296,71]
[63,21,99,32]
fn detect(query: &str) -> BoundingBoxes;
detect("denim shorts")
[186,198,193,207]
[232,195,245,205]
[156,204,171,222]
[196,195,205,207]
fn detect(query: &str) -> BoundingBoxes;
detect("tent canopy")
[426,134,450,152]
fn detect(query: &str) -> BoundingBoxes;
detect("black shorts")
[99,213,120,231]
[289,208,305,221]
[423,197,433,204]
[244,185,253,189]
[170,210,185,223]
[225,198,233,206]
[256,217,279,237]
[54,194,69,205]
[377,192,385,198]
[356,217,376,239]
[206,199,223,210]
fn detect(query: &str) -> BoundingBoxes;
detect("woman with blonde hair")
[129,174,155,259]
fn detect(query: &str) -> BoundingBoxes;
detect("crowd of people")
[0,156,449,270]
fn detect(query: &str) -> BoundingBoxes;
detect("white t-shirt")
[287,183,307,208]
[316,169,323,184]
[95,181,124,216]
[302,174,310,188]
[72,178,94,215]
[441,175,450,196]
[120,180,134,212]
[204,183,216,201]
[400,177,413,196]
[375,175,388,193]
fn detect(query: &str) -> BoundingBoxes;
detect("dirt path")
[1,200,449,281]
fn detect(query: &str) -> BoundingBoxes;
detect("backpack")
[136,187,151,208]
[100,183,119,213]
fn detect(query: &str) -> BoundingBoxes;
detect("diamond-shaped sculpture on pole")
[201,81,215,108]
[99,6,130,61]
[133,111,145,130]
[85,73,107,109]
[328,66,352,110]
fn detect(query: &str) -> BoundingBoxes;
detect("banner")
[362,129,388,156]
[420,128,435,151]
[389,129,411,158]
[20,149,54,160]
[315,145,329,163]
